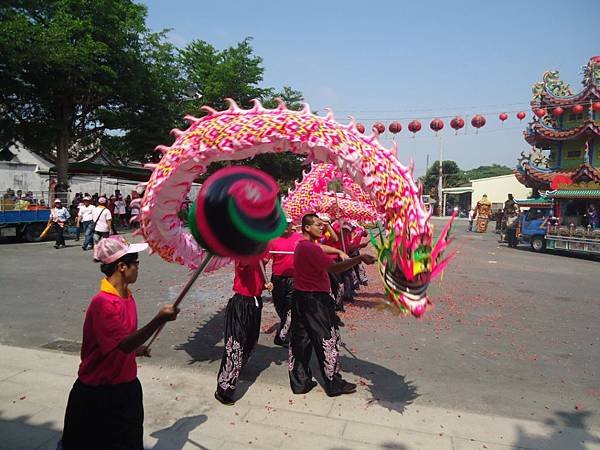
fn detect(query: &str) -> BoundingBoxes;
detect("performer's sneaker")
[326,380,357,397]
[214,390,235,406]
[293,379,318,395]
[274,335,288,348]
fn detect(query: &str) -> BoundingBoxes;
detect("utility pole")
[437,136,443,217]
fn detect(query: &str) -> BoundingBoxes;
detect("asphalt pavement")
[0,218,599,449]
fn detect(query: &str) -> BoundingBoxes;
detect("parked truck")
[516,200,600,257]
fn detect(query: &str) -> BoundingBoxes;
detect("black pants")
[288,291,344,395]
[216,294,263,398]
[60,378,143,450]
[271,275,294,342]
[507,228,518,247]
[54,223,65,246]
[329,272,343,310]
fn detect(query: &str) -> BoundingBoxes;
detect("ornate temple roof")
[514,197,553,207]
[515,156,600,191]
[547,188,600,199]
[531,56,600,108]
[524,119,600,144]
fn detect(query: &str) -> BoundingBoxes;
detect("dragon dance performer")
[265,217,303,347]
[215,257,273,406]
[59,236,179,450]
[288,214,376,397]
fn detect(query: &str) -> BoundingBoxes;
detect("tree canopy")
[463,164,513,180]
[0,1,307,191]
[420,160,468,195]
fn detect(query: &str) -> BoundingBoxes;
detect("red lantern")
[373,122,385,134]
[592,102,600,112]
[356,123,366,133]
[408,120,422,135]
[516,111,526,121]
[572,104,584,114]
[499,112,508,122]
[552,107,564,117]
[471,115,486,129]
[534,108,547,118]
[430,118,444,132]
[388,121,402,134]
[450,116,465,134]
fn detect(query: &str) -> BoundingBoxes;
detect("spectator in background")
[78,196,96,251]
[114,195,127,229]
[48,198,71,249]
[467,208,475,232]
[92,197,112,244]
[107,196,117,233]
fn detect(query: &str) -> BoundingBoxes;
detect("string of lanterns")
[356,101,600,137]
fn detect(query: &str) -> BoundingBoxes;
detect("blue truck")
[0,208,52,242]
[516,200,600,256]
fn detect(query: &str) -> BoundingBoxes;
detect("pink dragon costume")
[282,162,379,224]
[138,99,454,317]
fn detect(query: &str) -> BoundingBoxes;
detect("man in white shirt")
[78,196,96,250]
[114,195,127,229]
[92,197,113,244]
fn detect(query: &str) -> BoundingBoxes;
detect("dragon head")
[372,204,456,318]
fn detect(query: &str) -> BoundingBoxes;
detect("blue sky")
[142,0,599,177]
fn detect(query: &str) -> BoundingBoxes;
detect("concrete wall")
[0,163,49,193]
[471,174,532,210]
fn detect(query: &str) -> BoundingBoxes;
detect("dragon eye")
[413,245,431,276]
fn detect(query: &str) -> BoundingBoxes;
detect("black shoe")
[82,246,88,251]
[334,316,345,327]
[274,335,289,347]
[293,379,318,395]
[214,390,235,406]
[326,380,357,397]
[54,245,59,249]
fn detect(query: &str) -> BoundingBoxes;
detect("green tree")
[0,0,181,190]
[464,164,513,180]
[179,37,270,113]
[252,86,306,191]
[181,37,306,190]
[419,160,468,195]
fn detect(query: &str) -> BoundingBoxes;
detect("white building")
[0,143,153,200]
[441,174,532,214]
[0,142,53,195]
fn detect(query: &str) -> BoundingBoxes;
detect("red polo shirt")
[267,232,303,277]
[78,279,138,386]
[233,259,265,297]
[294,238,333,292]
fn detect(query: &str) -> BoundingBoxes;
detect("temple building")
[515,56,600,226]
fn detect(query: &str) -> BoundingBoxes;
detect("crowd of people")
[57,212,375,449]
[1,188,49,209]
[46,189,143,250]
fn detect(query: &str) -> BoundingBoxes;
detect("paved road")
[1,218,598,431]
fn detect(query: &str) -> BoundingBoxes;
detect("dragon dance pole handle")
[146,253,214,350]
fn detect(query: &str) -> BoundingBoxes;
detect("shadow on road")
[150,414,208,450]
[177,306,419,414]
[0,414,61,449]
[514,410,600,450]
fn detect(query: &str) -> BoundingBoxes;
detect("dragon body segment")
[139,99,453,316]
[282,163,379,223]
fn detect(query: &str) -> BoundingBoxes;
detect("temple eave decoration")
[524,120,600,144]
[515,159,600,190]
